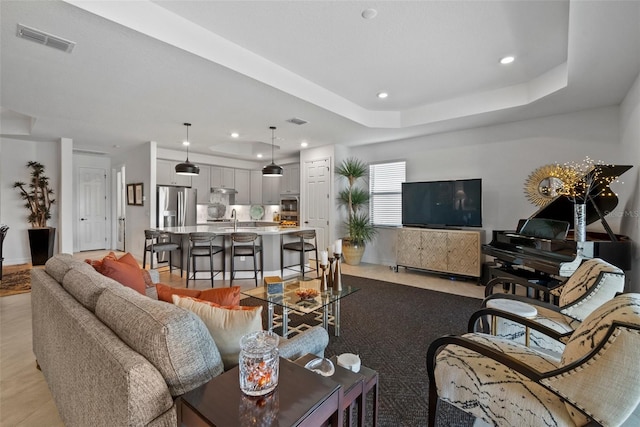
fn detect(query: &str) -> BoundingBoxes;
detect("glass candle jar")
[239,331,279,396]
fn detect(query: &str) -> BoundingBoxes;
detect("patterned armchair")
[477,258,625,354]
[427,293,640,427]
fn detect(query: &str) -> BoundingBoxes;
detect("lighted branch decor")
[553,156,623,244]
[554,156,621,203]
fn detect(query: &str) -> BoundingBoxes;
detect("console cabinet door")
[419,230,448,272]
[396,228,421,267]
[446,231,481,277]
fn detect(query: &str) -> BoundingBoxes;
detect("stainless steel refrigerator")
[156,186,197,263]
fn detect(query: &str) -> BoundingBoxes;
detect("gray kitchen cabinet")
[157,159,192,187]
[191,166,212,203]
[281,163,300,194]
[211,166,235,190]
[250,170,263,204]
[234,169,250,205]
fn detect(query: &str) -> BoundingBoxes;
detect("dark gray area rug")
[242,274,482,426]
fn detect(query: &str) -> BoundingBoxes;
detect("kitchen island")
[153,224,316,281]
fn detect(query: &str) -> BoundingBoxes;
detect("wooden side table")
[179,357,342,427]
[295,354,379,427]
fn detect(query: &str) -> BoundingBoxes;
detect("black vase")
[28,227,56,266]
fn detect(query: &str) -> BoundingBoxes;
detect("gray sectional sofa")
[31,253,329,426]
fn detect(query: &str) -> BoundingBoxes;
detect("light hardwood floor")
[0,252,485,426]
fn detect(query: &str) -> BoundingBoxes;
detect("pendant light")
[175,122,200,176]
[262,126,283,177]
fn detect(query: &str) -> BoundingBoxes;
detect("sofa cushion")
[95,286,223,396]
[61,263,121,312]
[46,253,86,283]
[101,258,147,295]
[172,295,262,370]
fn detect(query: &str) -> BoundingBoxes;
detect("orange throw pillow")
[117,252,139,269]
[155,283,201,303]
[116,252,154,287]
[101,258,146,295]
[199,286,241,306]
[85,251,118,274]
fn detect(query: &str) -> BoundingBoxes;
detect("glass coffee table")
[242,278,359,337]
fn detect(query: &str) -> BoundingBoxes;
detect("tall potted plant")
[13,161,56,265]
[336,158,376,265]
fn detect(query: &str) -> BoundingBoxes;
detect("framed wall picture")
[134,183,144,206]
[127,184,135,206]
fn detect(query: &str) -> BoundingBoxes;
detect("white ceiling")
[1,0,639,162]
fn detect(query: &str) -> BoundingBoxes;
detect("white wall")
[112,142,153,262]
[619,72,640,291]
[348,106,635,269]
[0,138,60,265]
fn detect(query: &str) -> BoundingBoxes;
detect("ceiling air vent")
[17,24,76,53]
[286,117,308,126]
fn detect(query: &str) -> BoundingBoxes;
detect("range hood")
[210,187,237,194]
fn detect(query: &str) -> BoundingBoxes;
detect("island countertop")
[152,224,316,277]
[154,224,312,235]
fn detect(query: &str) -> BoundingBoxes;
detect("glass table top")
[242,278,359,314]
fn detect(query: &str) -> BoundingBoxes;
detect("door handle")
[304,221,309,224]
[80,218,87,221]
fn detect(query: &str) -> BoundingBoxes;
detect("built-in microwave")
[280,196,299,225]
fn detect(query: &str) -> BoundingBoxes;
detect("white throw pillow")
[172,295,263,370]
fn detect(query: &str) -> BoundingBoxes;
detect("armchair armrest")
[485,276,563,298]
[427,335,545,382]
[483,293,562,312]
[468,307,570,342]
[277,326,329,360]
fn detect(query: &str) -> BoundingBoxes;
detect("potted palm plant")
[13,161,56,265]
[336,158,376,265]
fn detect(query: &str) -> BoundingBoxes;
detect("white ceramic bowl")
[337,353,361,373]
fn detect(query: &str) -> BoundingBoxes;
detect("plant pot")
[28,227,56,266]
[342,240,365,266]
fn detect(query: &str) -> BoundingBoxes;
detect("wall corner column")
[59,138,74,254]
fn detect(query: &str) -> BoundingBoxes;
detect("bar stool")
[280,230,319,279]
[186,232,225,288]
[230,232,263,287]
[143,229,183,276]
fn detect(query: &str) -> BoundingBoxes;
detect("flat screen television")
[402,179,482,228]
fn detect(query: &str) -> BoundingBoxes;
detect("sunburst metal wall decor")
[523,164,566,206]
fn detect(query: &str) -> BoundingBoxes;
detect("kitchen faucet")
[231,208,237,232]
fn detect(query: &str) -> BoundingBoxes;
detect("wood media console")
[396,227,484,280]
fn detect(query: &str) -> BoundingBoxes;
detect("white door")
[78,167,107,251]
[116,168,126,251]
[304,158,330,255]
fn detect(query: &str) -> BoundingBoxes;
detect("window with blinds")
[369,161,406,226]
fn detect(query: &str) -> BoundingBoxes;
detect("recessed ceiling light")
[500,56,515,65]
[377,92,388,99]
[182,141,190,146]
[300,141,308,148]
[257,154,263,158]
[362,8,378,19]
[230,132,239,138]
